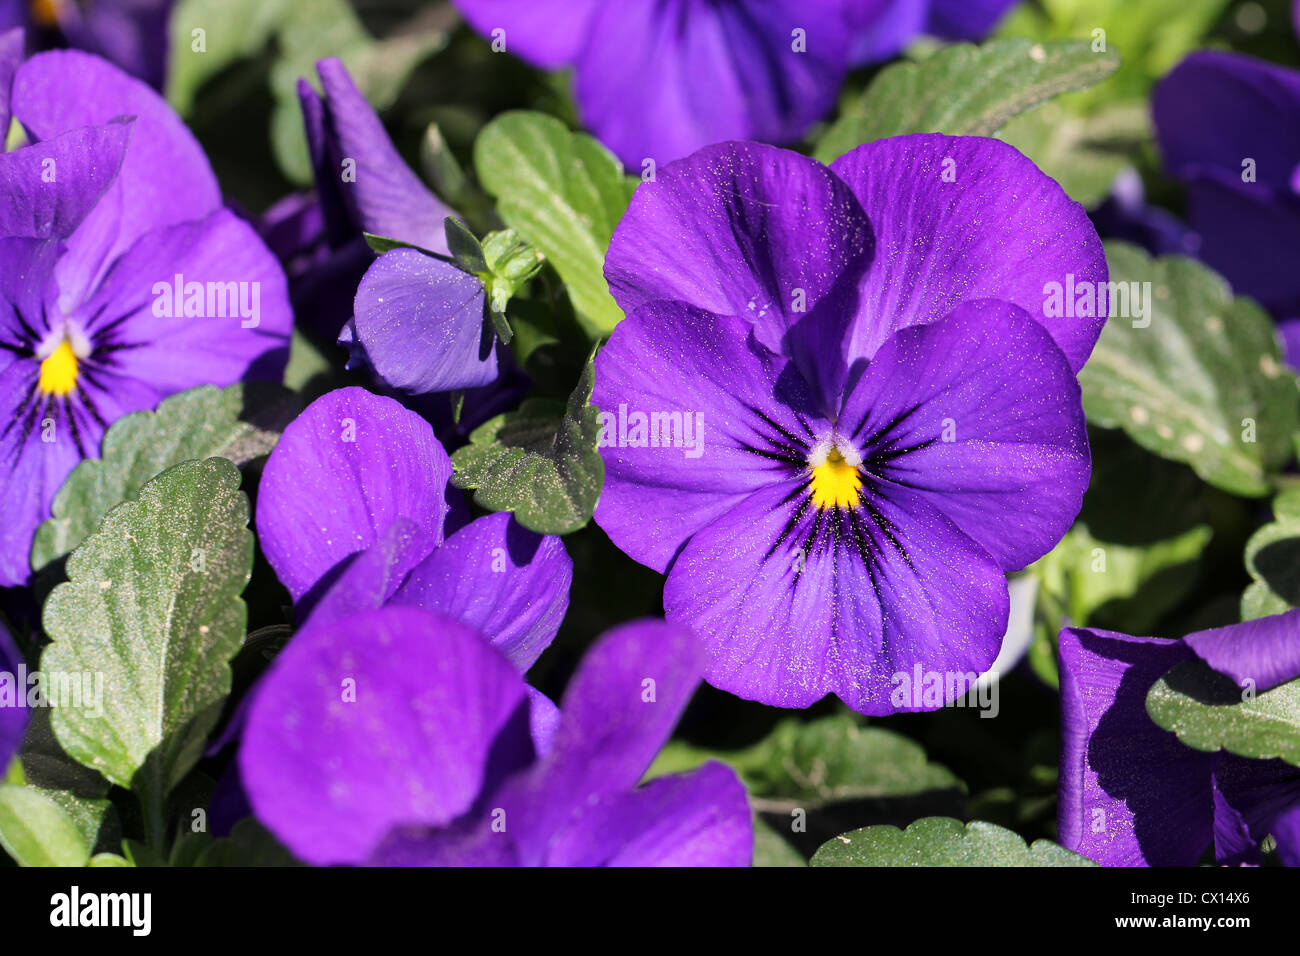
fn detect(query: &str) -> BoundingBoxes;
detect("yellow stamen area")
[38,340,79,396]
[809,448,861,510]
[30,0,62,28]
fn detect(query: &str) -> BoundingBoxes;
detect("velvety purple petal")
[1057,628,1216,866]
[296,80,353,250]
[72,209,291,395]
[392,512,572,671]
[837,300,1090,571]
[925,0,1018,40]
[451,0,602,68]
[58,0,173,90]
[313,59,452,254]
[255,387,453,602]
[543,762,752,866]
[605,141,873,410]
[0,621,26,770]
[830,134,1108,374]
[665,479,1009,713]
[12,50,220,299]
[574,0,855,166]
[0,26,22,134]
[1213,756,1300,866]
[299,517,437,628]
[850,0,925,64]
[240,606,529,865]
[0,122,130,239]
[1274,802,1300,866]
[592,301,830,573]
[348,248,496,394]
[499,619,707,866]
[1154,51,1300,192]
[1184,609,1300,693]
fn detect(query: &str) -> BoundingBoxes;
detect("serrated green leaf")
[1146,660,1300,767]
[32,384,297,572]
[0,784,90,866]
[451,350,603,534]
[815,38,1120,163]
[1079,243,1299,497]
[40,459,253,829]
[1241,487,1300,620]
[474,111,637,336]
[810,817,1095,867]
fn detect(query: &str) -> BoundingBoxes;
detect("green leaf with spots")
[1147,661,1300,767]
[810,817,1095,867]
[40,459,253,832]
[0,784,91,866]
[451,350,603,534]
[1079,243,1299,497]
[814,38,1120,163]
[1242,487,1300,620]
[32,384,298,572]
[474,111,637,337]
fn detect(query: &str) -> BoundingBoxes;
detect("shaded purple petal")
[1212,756,1300,866]
[592,302,829,573]
[255,387,453,602]
[1280,316,1300,373]
[1184,609,1300,693]
[665,478,1009,713]
[451,0,602,69]
[392,512,572,671]
[543,761,752,866]
[837,300,1090,571]
[498,619,707,865]
[527,686,559,757]
[849,0,926,65]
[0,26,22,134]
[0,122,130,239]
[348,248,496,394]
[830,134,1108,374]
[604,141,873,410]
[299,517,436,628]
[1089,167,1202,258]
[0,620,26,770]
[1057,628,1215,866]
[240,606,529,865]
[313,59,452,254]
[925,0,1018,41]
[57,0,174,91]
[295,80,352,250]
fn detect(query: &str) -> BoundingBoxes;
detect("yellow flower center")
[39,339,79,396]
[809,447,861,510]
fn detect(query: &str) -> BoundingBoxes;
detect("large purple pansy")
[595,136,1103,714]
[239,608,752,866]
[0,49,291,588]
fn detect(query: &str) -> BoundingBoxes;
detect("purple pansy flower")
[1154,51,1300,347]
[0,0,173,89]
[1058,611,1300,867]
[255,386,572,670]
[0,49,291,587]
[593,136,1104,714]
[238,606,752,866]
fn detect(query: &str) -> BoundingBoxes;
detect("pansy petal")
[0,26,23,141]
[296,78,352,249]
[593,301,829,573]
[255,387,453,602]
[925,0,1018,40]
[0,122,130,240]
[499,619,707,865]
[838,300,1090,571]
[1184,609,1300,693]
[850,0,926,65]
[0,621,26,769]
[451,0,602,68]
[58,0,173,90]
[393,512,572,671]
[240,606,528,865]
[830,133,1107,373]
[1212,755,1300,866]
[313,59,452,254]
[543,762,753,867]
[665,479,1009,713]
[299,517,437,628]
[605,142,873,409]
[1057,628,1216,866]
[348,248,496,394]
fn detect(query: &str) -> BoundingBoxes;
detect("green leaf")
[0,784,90,866]
[451,349,604,534]
[810,817,1095,867]
[445,217,488,274]
[40,459,253,829]
[198,819,300,867]
[474,111,637,337]
[1079,243,1299,497]
[752,817,807,868]
[166,0,293,115]
[1242,487,1300,620]
[1146,661,1300,767]
[15,709,119,855]
[32,384,297,572]
[814,38,1120,163]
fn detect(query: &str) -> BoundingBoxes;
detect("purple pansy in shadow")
[0,1,171,89]
[0,620,25,769]
[452,0,860,167]
[238,607,752,866]
[0,49,291,588]
[1089,167,1201,259]
[255,386,572,670]
[594,136,1104,714]
[850,0,1019,63]
[1059,611,1300,867]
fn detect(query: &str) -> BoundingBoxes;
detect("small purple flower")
[593,137,1105,714]
[0,1,172,89]
[0,49,291,587]
[1058,611,1300,867]
[255,386,572,670]
[238,606,752,866]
